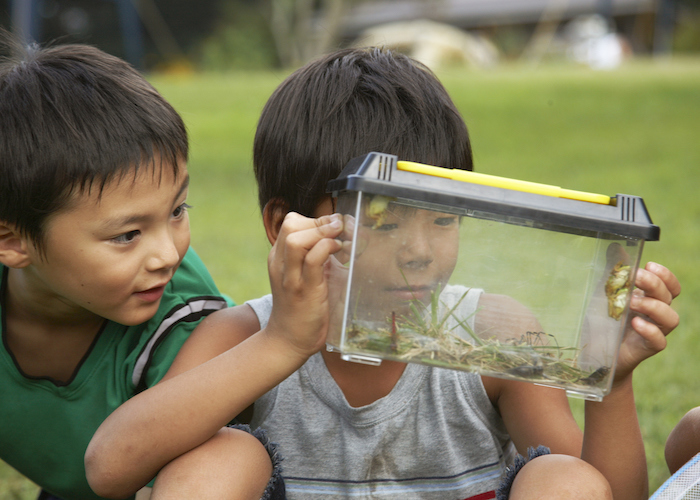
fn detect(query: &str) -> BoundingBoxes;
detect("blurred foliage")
[673,8,700,52]
[486,25,533,59]
[193,0,354,70]
[196,2,278,70]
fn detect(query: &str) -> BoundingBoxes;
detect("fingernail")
[635,268,646,283]
[329,214,342,228]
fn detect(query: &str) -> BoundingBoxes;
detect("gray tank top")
[247,289,515,499]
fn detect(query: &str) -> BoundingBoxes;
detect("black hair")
[0,33,188,253]
[253,46,472,217]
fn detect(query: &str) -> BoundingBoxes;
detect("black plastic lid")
[327,152,660,241]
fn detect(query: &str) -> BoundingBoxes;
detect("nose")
[397,232,433,271]
[146,229,181,272]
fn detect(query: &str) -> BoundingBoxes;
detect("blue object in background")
[9,0,144,69]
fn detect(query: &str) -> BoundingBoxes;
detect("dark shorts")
[496,445,551,500]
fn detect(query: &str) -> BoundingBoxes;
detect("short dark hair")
[253,46,472,217]
[0,34,188,252]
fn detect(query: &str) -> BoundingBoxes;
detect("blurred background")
[2,0,699,71]
[1,0,700,498]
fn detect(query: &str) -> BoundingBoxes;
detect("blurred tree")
[654,0,677,54]
[269,0,347,67]
[197,0,279,70]
[198,0,365,70]
[0,0,220,70]
[673,0,700,52]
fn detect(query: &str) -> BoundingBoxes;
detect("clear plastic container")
[325,153,659,401]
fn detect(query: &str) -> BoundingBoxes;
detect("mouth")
[134,284,167,303]
[386,285,433,302]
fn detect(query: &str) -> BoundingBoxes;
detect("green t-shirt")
[0,248,231,499]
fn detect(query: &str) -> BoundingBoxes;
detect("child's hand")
[333,214,357,265]
[613,262,681,382]
[265,212,344,361]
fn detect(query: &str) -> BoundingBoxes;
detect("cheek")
[83,259,135,292]
[176,219,191,255]
[354,237,395,274]
[43,257,129,305]
[176,231,191,257]
[434,237,459,278]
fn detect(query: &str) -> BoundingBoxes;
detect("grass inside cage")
[344,286,610,389]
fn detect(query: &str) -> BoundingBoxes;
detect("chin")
[111,303,161,327]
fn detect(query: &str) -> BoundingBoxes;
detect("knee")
[152,427,273,500]
[509,454,613,500]
[178,427,272,476]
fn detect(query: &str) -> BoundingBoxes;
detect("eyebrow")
[100,173,190,230]
[175,174,190,201]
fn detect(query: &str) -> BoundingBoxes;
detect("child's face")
[351,200,460,319]
[22,160,191,326]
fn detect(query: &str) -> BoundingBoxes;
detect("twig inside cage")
[345,286,610,390]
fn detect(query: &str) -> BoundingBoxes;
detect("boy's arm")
[85,213,344,499]
[581,262,679,499]
[492,262,679,500]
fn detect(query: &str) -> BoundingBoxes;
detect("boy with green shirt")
[86,47,681,500]
[0,36,282,499]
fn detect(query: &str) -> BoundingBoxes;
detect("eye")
[374,223,398,232]
[172,202,192,219]
[434,216,457,227]
[112,230,140,244]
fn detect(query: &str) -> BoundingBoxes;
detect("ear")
[0,222,32,268]
[262,198,290,246]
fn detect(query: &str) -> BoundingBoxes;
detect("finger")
[282,215,343,256]
[279,215,343,285]
[644,262,681,300]
[276,213,342,251]
[268,212,314,273]
[340,214,355,241]
[276,212,342,243]
[333,240,353,266]
[331,214,354,265]
[634,267,673,305]
[629,314,668,353]
[304,237,343,272]
[332,214,371,265]
[629,293,680,336]
[270,212,319,270]
[270,213,342,277]
[299,232,351,305]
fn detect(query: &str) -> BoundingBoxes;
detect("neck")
[321,349,407,407]
[7,267,103,327]
[3,268,105,383]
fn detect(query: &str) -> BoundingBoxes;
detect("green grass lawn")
[2,56,699,497]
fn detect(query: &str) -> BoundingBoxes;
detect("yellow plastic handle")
[397,161,612,205]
